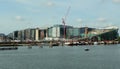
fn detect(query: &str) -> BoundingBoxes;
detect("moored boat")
[0,47,18,50]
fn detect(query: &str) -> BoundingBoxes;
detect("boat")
[94,42,98,45]
[51,43,59,46]
[84,48,90,51]
[64,42,80,46]
[0,47,18,50]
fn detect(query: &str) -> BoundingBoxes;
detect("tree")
[117,37,120,42]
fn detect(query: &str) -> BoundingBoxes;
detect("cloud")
[26,7,41,13]
[16,0,29,4]
[113,0,120,3]
[15,16,24,21]
[15,0,41,7]
[97,18,107,22]
[100,0,106,3]
[16,0,55,7]
[46,2,55,7]
[76,18,83,23]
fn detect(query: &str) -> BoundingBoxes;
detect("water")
[0,44,120,69]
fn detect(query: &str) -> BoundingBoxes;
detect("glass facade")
[98,29,119,40]
[73,28,80,37]
[31,29,35,40]
[47,28,52,37]
[7,25,119,41]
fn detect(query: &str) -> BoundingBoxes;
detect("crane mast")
[62,6,71,39]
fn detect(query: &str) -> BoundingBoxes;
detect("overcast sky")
[0,0,120,34]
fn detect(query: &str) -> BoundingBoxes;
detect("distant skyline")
[0,0,120,34]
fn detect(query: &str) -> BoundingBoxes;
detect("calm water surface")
[0,44,120,69]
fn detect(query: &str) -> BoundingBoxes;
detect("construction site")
[0,6,119,46]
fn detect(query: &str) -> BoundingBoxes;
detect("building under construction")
[7,25,119,42]
[45,25,119,41]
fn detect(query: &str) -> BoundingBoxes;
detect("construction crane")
[62,6,71,39]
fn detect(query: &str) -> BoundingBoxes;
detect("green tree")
[118,37,120,42]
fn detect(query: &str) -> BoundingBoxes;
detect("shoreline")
[0,41,119,46]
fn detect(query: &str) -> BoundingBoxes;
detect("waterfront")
[0,45,120,69]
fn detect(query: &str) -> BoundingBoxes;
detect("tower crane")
[62,6,71,39]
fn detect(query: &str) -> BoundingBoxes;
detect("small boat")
[94,42,98,45]
[28,46,32,49]
[0,47,18,50]
[50,43,59,46]
[84,48,90,51]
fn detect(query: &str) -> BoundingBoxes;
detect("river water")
[0,44,120,69]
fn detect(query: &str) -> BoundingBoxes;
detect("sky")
[0,0,120,34]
